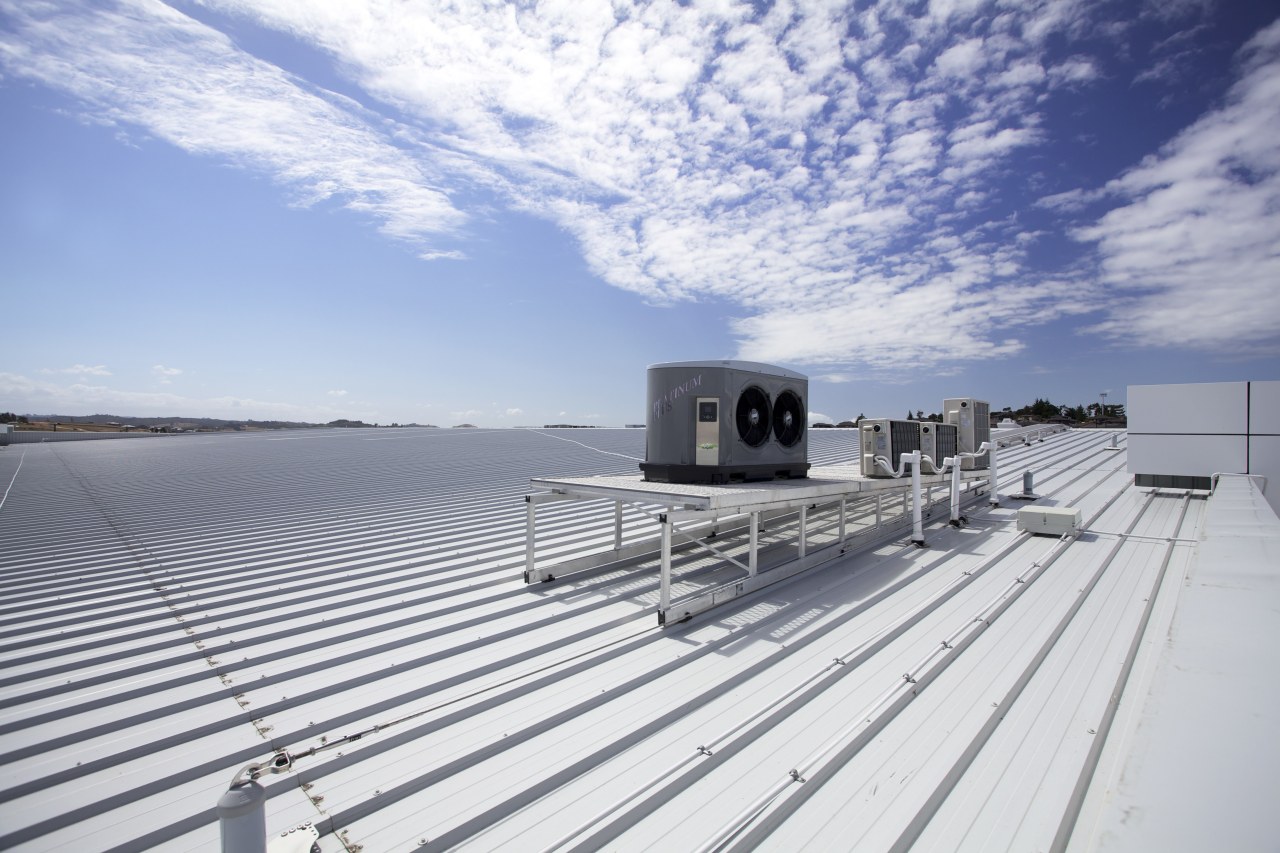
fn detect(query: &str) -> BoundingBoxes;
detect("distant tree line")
[0,412,448,431]
[1006,397,1125,421]
[812,398,1126,429]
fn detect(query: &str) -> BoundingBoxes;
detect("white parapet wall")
[1127,380,1280,515]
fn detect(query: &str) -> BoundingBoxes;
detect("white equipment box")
[1017,506,1082,536]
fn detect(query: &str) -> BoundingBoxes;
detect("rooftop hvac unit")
[860,418,920,478]
[919,422,958,474]
[640,360,809,484]
[0,424,11,447]
[944,398,990,469]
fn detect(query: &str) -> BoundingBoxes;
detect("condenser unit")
[640,360,809,484]
[860,418,920,478]
[919,422,958,474]
[944,398,990,469]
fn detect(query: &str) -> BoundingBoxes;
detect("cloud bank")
[1072,19,1280,355]
[4,0,1276,370]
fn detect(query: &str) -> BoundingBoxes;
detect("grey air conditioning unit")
[860,418,920,478]
[919,421,958,474]
[640,360,809,484]
[944,398,991,469]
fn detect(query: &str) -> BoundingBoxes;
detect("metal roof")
[0,426,1274,851]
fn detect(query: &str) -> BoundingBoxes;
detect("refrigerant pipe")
[875,441,995,545]
[985,440,998,505]
[872,451,925,545]
[949,457,962,524]
[909,454,924,546]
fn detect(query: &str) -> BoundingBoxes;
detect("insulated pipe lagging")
[949,458,962,523]
[872,453,912,478]
[909,452,924,545]
[872,452,926,544]
[985,441,999,505]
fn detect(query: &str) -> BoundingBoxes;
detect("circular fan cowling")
[772,390,805,447]
[735,386,772,447]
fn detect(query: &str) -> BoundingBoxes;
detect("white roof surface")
[0,426,1274,851]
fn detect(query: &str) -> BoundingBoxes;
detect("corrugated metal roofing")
[0,426,1266,852]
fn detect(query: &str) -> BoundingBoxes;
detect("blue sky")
[2,0,1278,427]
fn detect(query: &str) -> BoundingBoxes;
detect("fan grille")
[735,386,771,447]
[772,390,805,447]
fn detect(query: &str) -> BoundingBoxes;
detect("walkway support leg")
[838,497,847,550]
[950,458,962,524]
[524,497,536,581]
[659,514,672,614]
[613,500,623,550]
[988,440,1000,506]
[749,512,759,576]
[799,504,808,558]
[909,450,925,546]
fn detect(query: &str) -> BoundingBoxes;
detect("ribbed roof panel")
[0,427,1218,852]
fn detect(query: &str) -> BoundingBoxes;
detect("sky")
[2,0,1278,428]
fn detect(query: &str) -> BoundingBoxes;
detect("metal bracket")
[232,749,295,787]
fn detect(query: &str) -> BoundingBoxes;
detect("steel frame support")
[838,497,847,550]
[659,514,672,613]
[526,465,993,624]
[798,504,809,559]
[749,512,759,576]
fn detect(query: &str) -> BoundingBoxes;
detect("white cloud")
[5,0,1271,374]
[418,250,467,262]
[328,389,348,397]
[152,364,182,385]
[41,364,112,377]
[1047,57,1100,87]
[1071,19,1280,353]
[0,0,464,248]
[932,37,988,79]
[1035,186,1108,213]
[0,371,358,422]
